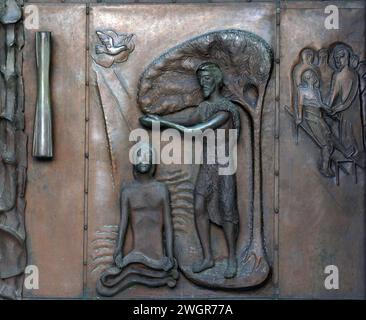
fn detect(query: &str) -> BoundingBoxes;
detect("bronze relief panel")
[279,1,365,298]
[87,3,276,298]
[8,0,364,300]
[23,4,86,298]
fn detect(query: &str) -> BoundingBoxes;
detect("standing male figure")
[140,62,241,278]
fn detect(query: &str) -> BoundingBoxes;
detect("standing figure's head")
[300,48,315,65]
[196,62,223,98]
[301,69,320,88]
[132,143,156,177]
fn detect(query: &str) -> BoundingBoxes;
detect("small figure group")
[292,43,365,178]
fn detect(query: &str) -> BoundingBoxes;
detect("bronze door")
[0,0,364,299]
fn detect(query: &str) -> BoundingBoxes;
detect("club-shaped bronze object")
[32,31,53,159]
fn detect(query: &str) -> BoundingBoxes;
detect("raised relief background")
[87,3,275,298]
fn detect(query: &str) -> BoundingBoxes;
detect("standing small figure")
[327,44,364,161]
[317,48,333,100]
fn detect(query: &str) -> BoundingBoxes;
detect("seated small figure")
[97,144,178,296]
[295,69,335,177]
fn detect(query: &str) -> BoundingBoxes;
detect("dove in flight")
[95,31,130,56]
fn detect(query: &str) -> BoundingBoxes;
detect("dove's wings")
[96,31,115,48]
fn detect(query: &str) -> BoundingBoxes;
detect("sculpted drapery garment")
[194,97,241,226]
[328,61,364,155]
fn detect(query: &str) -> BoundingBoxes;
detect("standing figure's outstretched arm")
[140,107,202,129]
[141,111,229,134]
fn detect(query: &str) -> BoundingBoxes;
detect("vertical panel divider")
[273,0,281,299]
[83,1,91,298]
